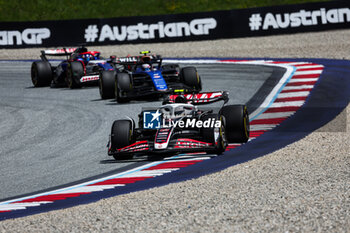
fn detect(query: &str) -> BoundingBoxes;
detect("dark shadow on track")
[100,154,217,164]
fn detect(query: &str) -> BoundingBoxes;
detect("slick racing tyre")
[66,61,84,89]
[181,67,202,92]
[31,61,53,87]
[220,105,250,143]
[201,113,226,155]
[115,73,132,103]
[99,70,115,99]
[111,120,134,160]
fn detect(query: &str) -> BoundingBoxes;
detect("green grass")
[0,0,332,22]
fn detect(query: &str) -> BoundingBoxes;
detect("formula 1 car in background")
[107,91,250,160]
[99,51,202,102]
[31,46,116,88]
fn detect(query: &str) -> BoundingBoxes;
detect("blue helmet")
[82,53,93,62]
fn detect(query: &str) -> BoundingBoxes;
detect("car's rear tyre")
[111,120,134,160]
[66,61,84,89]
[181,67,202,92]
[220,105,249,143]
[99,70,115,99]
[115,73,132,103]
[31,61,52,87]
[201,113,226,154]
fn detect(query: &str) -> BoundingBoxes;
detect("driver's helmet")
[141,56,151,63]
[82,53,93,62]
[175,95,187,103]
[142,63,151,71]
[160,104,194,120]
[93,52,100,59]
[174,105,194,118]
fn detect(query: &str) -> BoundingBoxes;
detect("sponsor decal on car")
[168,92,223,103]
[80,75,100,82]
[116,56,138,63]
[44,48,77,55]
[174,139,212,148]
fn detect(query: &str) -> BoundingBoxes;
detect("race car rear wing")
[164,91,229,105]
[114,54,162,65]
[40,47,78,62]
[42,48,77,56]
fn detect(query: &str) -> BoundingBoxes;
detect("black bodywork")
[31,47,115,88]
[108,91,250,160]
[99,53,203,101]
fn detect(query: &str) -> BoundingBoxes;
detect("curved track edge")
[0,58,348,220]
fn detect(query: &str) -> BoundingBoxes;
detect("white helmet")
[142,64,151,70]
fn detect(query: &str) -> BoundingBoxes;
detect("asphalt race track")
[0,61,284,201]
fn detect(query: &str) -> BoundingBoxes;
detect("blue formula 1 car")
[98,51,202,102]
[31,46,115,88]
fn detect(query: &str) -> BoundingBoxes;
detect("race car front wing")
[108,138,216,156]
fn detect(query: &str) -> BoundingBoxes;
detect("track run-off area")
[0,58,349,220]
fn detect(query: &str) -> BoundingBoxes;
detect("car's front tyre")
[220,105,250,143]
[111,120,134,160]
[201,113,227,154]
[181,67,202,92]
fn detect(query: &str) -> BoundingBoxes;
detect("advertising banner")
[0,1,349,48]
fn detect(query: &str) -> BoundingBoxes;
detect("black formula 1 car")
[107,91,250,160]
[31,47,115,88]
[99,51,202,102]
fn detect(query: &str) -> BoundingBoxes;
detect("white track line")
[282,85,314,90]
[122,170,177,177]
[277,91,310,98]
[289,78,318,83]
[296,65,324,69]
[294,70,323,75]
[255,112,295,120]
[58,185,126,194]
[250,124,276,131]
[270,101,305,108]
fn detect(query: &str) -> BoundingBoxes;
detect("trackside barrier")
[0,1,349,48]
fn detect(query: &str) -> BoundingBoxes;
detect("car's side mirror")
[222,91,229,104]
